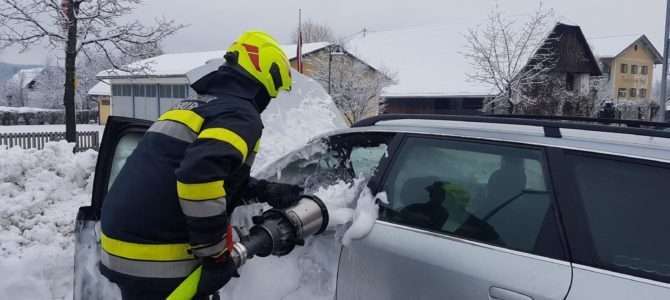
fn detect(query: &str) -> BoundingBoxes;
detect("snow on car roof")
[344,25,497,98]
[588,34,663,63]
[87,80,111,96]
[97,42,330,78]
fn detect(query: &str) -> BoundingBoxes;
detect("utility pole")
[660,0,670,122]
[328,45,334,94]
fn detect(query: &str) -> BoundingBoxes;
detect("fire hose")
[167,195,330,300]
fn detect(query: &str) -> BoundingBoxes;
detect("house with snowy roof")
[503,23,603,116]
[589,34,663,102]
[5,66,67,108]
[96,42,331,122]
[8,67,43,90]
[343,26,497,116]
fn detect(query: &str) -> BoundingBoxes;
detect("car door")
[337,134,572,300]
[73,116,151,300]
[549,149,670,299]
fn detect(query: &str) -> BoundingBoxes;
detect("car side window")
[260,133,394,193]
[567,152,670,283]
[380,136,562,257]
[108,132,144,190]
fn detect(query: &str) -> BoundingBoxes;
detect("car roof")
[338,114,670,163]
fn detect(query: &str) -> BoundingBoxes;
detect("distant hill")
[0,62,42,81]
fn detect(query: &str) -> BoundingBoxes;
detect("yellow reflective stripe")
[158,110,205,133]
[177,180,226,201]
[166,266,202,300]
[198,128,249,161]
[253,140,261,153]
[101,233,193,261]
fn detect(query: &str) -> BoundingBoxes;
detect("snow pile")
[0,141,97,299]
[222,178,383,299]
[253,72,348,172]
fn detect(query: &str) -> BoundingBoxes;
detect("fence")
[0,131,99,152]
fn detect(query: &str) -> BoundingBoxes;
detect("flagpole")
[661,0,670,122]
[298,9,303,73]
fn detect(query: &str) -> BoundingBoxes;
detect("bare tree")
[304,47,394,124]
[292,20,335,43]
[0,0,183,142]
[464,3,555,113]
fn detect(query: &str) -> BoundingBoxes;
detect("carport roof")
[97,42,329,79]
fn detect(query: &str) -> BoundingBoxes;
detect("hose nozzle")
[231,195,329,266]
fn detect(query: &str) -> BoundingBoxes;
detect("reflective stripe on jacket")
[100,91,263,281]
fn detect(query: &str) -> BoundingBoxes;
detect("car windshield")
[256,132,393,194]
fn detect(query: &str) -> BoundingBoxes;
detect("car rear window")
[568,152,670,283]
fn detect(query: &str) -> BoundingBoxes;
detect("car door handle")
[489,286,532,300]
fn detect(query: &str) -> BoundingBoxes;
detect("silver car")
[75,114,670,299]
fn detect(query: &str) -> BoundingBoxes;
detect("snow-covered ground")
[0,106,61,113]
[0,74,381,299]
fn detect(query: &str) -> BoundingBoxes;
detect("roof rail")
[352,114,670,139]
[484,114,670,130]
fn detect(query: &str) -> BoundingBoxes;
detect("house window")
[133,85,145,97]
[111,85,120,96]
[640,88,647,98]
[631,65,638,74]
[641,65,649,75]
[173,85,186,99]
[122,84,132,97]
[618,88,627,98]
[462,99,484,110]
[629,88,637,98]
[620,64,628,74]
[566,73,575,91]
[434,99,455,111]
[159,85,172,98]
[146,85,157,98]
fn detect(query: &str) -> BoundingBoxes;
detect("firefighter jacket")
[99,65,268,289]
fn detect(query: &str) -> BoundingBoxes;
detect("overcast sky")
[2,0,668,65]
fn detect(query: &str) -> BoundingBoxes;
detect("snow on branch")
[463,3,556,113]
[0,0,183,71]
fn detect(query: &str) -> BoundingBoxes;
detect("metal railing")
[0,131,99,152]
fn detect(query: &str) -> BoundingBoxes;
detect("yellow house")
[590,35,663,100]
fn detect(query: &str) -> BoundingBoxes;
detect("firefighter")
[99,31,302,299]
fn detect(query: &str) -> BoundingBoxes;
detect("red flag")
[296,27,304,73]
[61,0,71,19]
